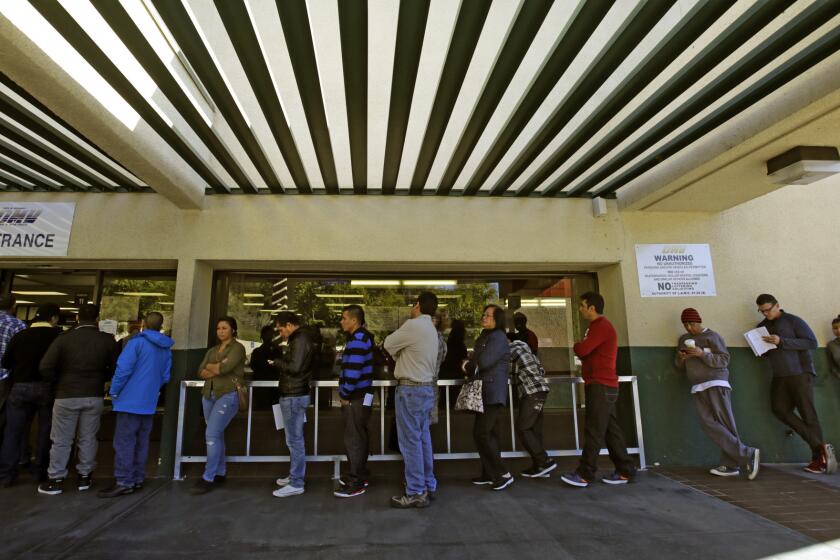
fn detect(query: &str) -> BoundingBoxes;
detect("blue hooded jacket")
[110,330,174,415]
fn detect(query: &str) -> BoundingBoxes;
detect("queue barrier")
[173,376,646,479]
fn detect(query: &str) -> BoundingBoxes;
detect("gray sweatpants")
[693,386,752,468]
[48,397,104,479]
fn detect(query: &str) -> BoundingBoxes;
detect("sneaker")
[804,459,826,474]
[428,489,436,501]
[710,466,740,477]
[133,481,144,491]
[214,475,227,484]
[822,443,838,474]
[334,485,366,498]
[560,473,590,488]
[521,459,557,478]
[471,476,493,485]
[97,484,134,498]
[602,472,631,485]
[273,484,304,498]
[492,474,514,491]
[191,478,213,495]
[275,476,290,487]
[38,478,64,495]
[337,476,369,488]
[747,448,760,481]
[78,474,93,491]
[390,492,429,508]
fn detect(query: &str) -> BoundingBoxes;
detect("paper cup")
[684,339,696,349]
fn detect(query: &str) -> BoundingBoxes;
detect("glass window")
[100,272,176,340]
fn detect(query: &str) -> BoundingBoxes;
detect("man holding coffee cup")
[676,308,760,479]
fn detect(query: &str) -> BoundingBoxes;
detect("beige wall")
[3,179,839,348]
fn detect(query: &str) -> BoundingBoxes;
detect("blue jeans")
[113,412,154,486]
[279,395,309,488]
[0,382,53,482]
[202,391,239,482]
[395,385,436,495]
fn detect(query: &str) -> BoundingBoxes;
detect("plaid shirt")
[509,340,549,398]
[0,311,26,380]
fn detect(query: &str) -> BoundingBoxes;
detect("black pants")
[577,383,634,481]
[516,392,548,466]
[770,373,823,460]
[342,398,371,484]
[0,382,53,482]
[0,378,8,451]
[473,404,508,480]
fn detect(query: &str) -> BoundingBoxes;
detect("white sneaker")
[710,466,740,477]
[272,484,304,498]
[275,476,290,487]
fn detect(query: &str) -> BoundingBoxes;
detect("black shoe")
[214,475,227,484]
[338,476,369,488]
[78,474,93,491]
[133,481,144,491]
[521,459,557,478]
[38,478,64,495]
[428,489,436,501]
[0,477,15,488]
[471,476,493,485]
[98,484,134,498]
[334,485,366,498]
[492,474,514,491]
[191,478,213,495]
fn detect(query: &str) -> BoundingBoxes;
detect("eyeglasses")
[757,304,778,315]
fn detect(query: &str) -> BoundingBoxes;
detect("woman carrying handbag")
[464,304,512,491]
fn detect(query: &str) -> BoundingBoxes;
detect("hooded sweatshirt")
[110,330,174,415]
[674,328,731,393]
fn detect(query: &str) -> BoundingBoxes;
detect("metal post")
[508,383,516,451]
[445,385,451,453]
[631,376,647,469]
[380,385,385,455]
[174,381,188,480]
[246,385,253,456]
[314,386,319,455]
[571,380,580,451]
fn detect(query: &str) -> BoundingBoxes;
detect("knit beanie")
[680,308,702,324]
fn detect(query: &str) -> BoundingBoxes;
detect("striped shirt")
[339,327,374,400]
[0,311,26,380]
[510,340,550,399]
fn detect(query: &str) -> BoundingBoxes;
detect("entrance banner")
[0,202,75,256]
[635,244,717,297]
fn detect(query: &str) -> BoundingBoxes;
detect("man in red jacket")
[561,292,636,488]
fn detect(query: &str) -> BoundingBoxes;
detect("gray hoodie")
[675,328,730,389]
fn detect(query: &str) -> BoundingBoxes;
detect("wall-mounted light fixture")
[767,146,840,185]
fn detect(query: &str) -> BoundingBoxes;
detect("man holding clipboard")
[755,294,836,474]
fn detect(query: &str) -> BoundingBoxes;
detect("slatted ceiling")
[337,0,367,193]
[1,0,839,198]
[543,0,803,197]
[505,0,734,197]
[563,0,840,198]
[395,0,464,192]
[449,0,607,194]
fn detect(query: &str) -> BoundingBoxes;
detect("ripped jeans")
[201,391,239,482]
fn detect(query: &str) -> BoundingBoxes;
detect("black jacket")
[40,323,119,399]
[276,327,315,397]
[250,341,282,380]
[1,323,61,384]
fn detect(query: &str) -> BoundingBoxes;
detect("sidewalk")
[0,465,832,559]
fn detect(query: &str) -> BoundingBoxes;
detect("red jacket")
[573,316,618,388]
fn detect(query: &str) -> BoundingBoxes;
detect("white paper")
[98,319,118,335]
[363,393,374,407]
[744,327,777,357]
[272,403,284,431]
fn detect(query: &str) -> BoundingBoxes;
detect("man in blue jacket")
[756,294,836,474]
[98,312,173,498]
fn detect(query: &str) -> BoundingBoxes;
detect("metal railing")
[174,376,646,479]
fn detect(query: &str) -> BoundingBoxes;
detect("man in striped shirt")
[0,294,26,451]
[334,304,374,498]
[509,340,555,478]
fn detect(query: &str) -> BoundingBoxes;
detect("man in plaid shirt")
[0,295,27,449]
[509,339,555,478]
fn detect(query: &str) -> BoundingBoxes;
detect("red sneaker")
[803,459,826,474]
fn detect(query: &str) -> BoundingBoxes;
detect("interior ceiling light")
[12,290,68,296]
[350,280,400,286]
[0,1,141,129]
[14,300,34,304]
[116,292,168,297]
[314,294,364,298]
[155,302,175,306]
[242,293,264,298]
[242,303,263,307]
[767,146,840,186]
[402,280,457,286]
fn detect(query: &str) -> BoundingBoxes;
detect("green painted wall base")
[629,346,840,467]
